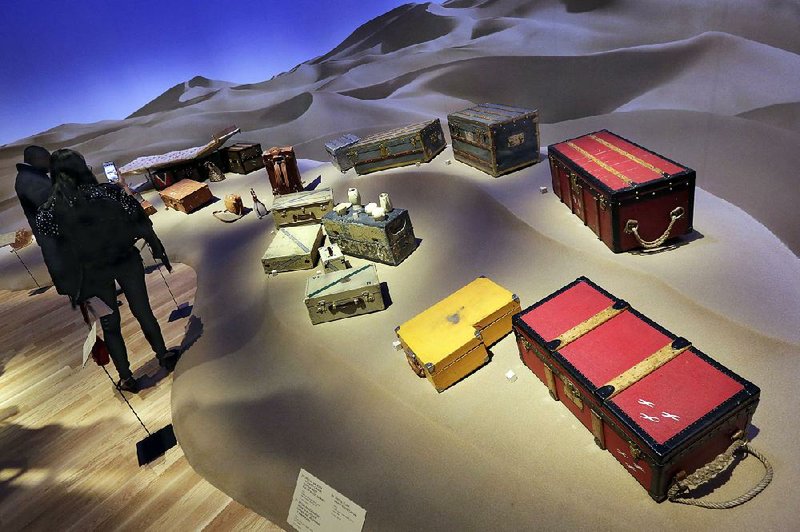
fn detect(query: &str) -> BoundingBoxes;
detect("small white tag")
[539,186,548,194]
[505,369,517,383]
[82,321,98,368]
[392,340,402,351]
[288,468,366,532]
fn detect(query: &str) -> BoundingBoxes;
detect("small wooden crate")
[158,179,213,214]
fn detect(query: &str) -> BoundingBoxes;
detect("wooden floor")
[0,262,282,531]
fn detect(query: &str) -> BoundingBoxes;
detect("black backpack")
[55,188,140,269]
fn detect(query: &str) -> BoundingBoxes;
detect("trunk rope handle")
[667,438,772,509]
[625,206,684,249]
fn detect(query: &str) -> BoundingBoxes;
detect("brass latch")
[630,442,642,462]
[569,173,582,193]
[560,375,583,410]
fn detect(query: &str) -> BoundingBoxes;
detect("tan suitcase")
[272,188,334,227]
[304,264,385,325]
[261,225,324,274]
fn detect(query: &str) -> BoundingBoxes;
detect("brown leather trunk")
[264,146,303,195]
[159,179,213,214]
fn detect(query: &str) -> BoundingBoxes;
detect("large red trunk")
[548,130,696,252]
[513,277,761,502]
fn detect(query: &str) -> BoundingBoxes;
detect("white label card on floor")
[82,321,98,368]
[287,468,366,532]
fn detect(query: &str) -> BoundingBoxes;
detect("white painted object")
[371,207,387,221]
[334,202,352,215]
[505,369,517,383]
[392,340,402,351]
[379,192,393,212]
[364,202,378,215]
[348,187,361,206]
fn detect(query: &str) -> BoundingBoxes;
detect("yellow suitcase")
[395,276,521,392]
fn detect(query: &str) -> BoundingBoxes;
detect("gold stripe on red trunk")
[554,303,627,350]
[588,134,670,177]
[603,342,692,400]
[566,142,635,186]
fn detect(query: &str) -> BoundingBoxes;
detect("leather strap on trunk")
[550,300,628,350]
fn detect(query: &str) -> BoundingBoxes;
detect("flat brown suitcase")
[264,146,303,195]
[159,179,213,214]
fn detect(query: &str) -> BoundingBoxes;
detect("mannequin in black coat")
[36,149,180,392]
[13,145,71,294]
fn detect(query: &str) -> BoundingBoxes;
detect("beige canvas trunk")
[261,225,324,274]
[304,264,385,325]
[271,188,334,227]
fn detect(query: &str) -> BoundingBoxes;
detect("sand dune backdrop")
[2,1,799,530]
[2,0,799,250]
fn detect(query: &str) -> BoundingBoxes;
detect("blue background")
[0,0,425,145]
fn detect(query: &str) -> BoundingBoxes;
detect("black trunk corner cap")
[672,337,691,350]
[596,385,615,401]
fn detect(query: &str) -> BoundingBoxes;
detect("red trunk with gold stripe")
[513,277,760,502]
[548,130,695,252]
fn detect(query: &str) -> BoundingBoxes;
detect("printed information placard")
[287,468,366,532]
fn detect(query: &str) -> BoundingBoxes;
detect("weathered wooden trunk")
[224,143,264,174]
[304,264,385,325]
[324,134,361,172]
[347,119,446,175]
[513,277,762,502]
[322,202,416,266]
[548,130,696,252]
[447,103,540,177]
